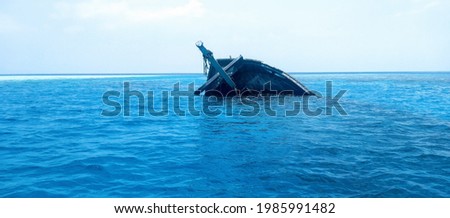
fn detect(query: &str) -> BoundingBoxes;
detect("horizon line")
[1,71,450,76]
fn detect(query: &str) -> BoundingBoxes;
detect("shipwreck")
[194,41,313,96]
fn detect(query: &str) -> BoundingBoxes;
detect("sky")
[0,0,449,74]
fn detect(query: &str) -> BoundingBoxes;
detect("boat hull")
[198,58,312,96]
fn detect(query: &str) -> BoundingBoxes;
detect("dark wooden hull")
[197,58,312,96]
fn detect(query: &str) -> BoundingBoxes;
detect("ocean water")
[0,73,449,197]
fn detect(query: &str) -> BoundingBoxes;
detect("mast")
[195,41,237,89]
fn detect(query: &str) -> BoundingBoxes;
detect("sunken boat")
[194,41,313,96]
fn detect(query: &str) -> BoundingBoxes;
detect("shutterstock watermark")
[101,81,347,117]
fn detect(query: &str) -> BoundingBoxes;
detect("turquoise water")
[0,73,449,197]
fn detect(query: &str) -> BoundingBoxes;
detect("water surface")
[0,73,449,197]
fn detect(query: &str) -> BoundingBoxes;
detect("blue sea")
[0,73,449,197]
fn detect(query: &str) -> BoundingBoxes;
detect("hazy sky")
[0,0,449,74]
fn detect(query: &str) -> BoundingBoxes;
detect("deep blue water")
[0,73,449,197]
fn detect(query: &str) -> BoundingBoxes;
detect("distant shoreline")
[1,71,449,76]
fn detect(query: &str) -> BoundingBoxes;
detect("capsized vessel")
[194,41,313,96]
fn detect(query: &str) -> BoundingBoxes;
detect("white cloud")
[54,0,205,24]
[395,0,441,16]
